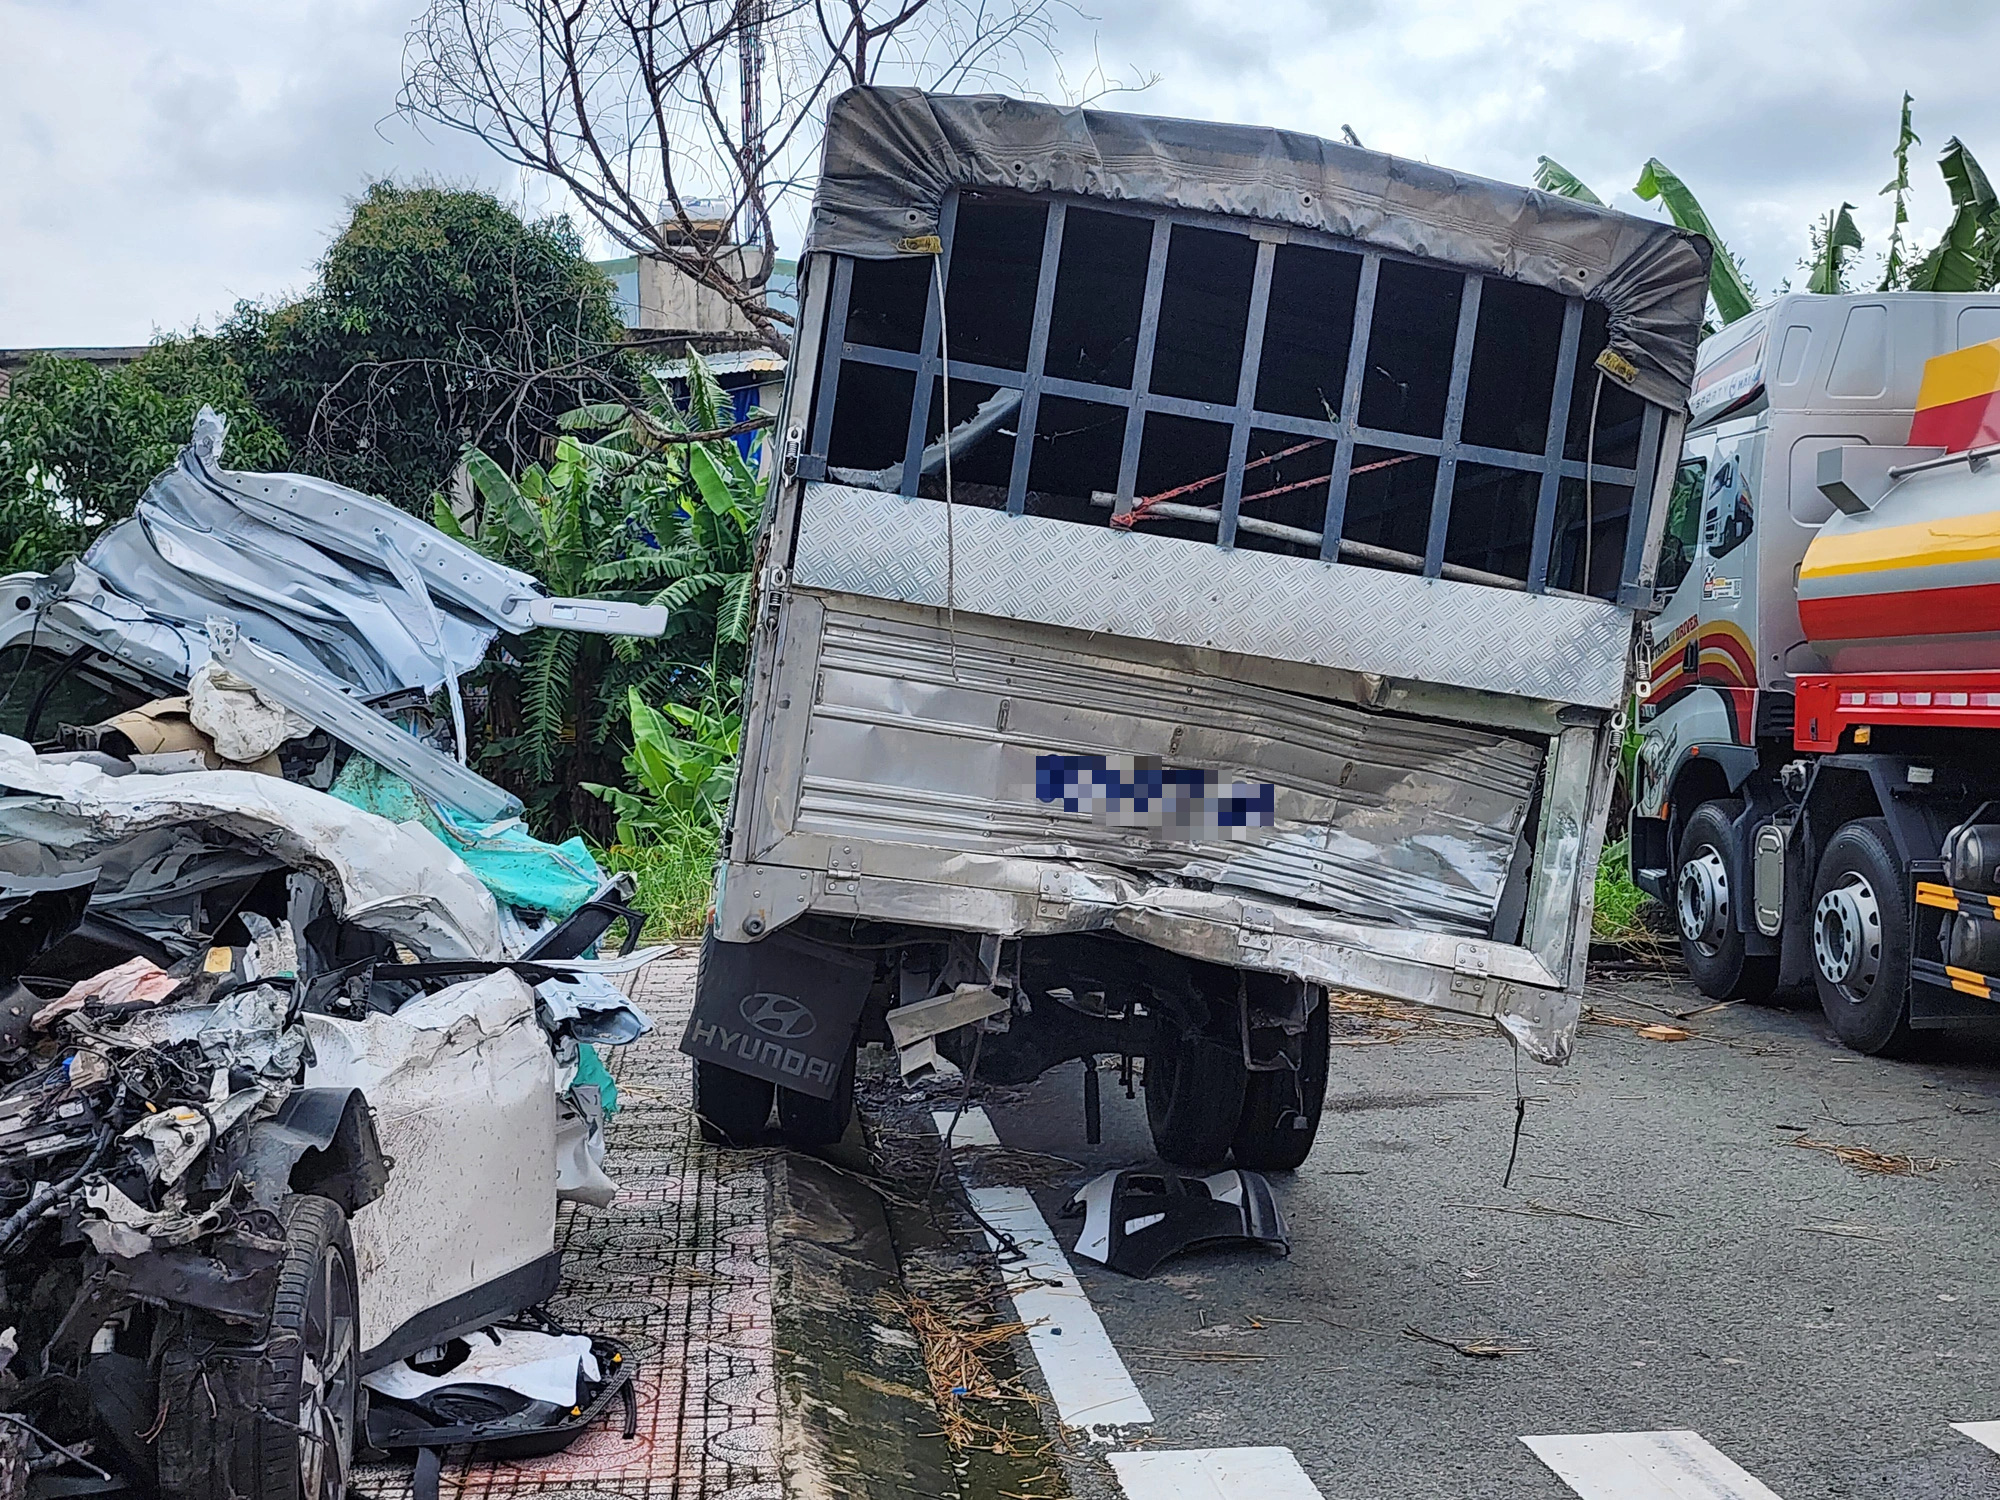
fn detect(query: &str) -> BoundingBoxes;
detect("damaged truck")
[684,89,1712,1164]
[0,414,661,1498]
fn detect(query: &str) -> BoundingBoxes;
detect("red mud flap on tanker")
[678,926,874,1099]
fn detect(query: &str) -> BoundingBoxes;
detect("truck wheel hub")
[1814,874,1882,998]
[1677,845,1730,954]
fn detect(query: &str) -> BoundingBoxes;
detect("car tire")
[1232,990,1329,1171]
[1675,799,1778,1001]
[1811,817,1917,1057]
[1144,1015,1248,1169]
[159,1194,358,1500]
[695,1060,774,1146]
[777,1045,856,1148]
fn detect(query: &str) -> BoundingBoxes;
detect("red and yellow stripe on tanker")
[1648,619,1757,740]
[1799,338,2000,647]
[1909,338,2000,452]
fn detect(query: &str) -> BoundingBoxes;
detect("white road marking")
[1109,1446,1324,1498]
[966,1185,1154,1432]
[932,1104,1002,1148]
[1522,1431,1783,1499]
[1952,1421,2000,1456]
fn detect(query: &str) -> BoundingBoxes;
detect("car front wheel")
[159,1194,359,1500]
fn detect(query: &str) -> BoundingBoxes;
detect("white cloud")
[4,0,1999,346]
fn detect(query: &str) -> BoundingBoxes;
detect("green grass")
[596,821,721,941]
[1592,836,1657,947]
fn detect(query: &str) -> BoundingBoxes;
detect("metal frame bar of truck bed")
[801,188,1659,605]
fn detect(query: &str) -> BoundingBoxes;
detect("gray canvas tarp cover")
[806,88,1712,409]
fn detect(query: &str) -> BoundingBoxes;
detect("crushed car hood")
[0,736,501,960]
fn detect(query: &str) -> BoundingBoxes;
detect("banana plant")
[1634,159,1757,325]
[1804,203,1864,294]
[439,347,766,836]
[1533,156,1604,206]
[1534,155,1754,326]
[584,685,742,846]
[1910,136,2000,292]
[1880,93,1919,289]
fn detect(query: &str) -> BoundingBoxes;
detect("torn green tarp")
[329,756,602,920]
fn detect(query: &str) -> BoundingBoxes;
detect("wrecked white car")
[0,420,665,1498]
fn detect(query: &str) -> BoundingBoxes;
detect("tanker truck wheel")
[1675,799,1777,1001]
[1810,818,1917,1057]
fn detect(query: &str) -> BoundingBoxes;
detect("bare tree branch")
[400,0,1083,355]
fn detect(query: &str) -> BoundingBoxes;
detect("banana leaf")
[1635,159,1755,325]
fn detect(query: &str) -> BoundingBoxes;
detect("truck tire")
[1145,1018,1248,1168]
[1232,991,1329,1171]
[1675,799,1777,1001]
[777,1045,856,1148]
[695,1060,774,1146]
[1811,817,1917,1057]
[158,1195,358,1500]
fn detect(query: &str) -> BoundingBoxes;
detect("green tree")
[0,342,290,571]
[446,351,765,838]
[221,181,636,513]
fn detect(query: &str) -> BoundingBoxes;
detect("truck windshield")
[807,189,1667,603]
[1657,457,1706,595]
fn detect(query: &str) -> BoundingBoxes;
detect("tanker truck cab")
[1634,293,2000,1052]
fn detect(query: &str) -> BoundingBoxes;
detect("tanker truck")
[1633,292,2000,1053]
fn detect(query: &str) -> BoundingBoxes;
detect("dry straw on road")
[1791,1135,1953,1175]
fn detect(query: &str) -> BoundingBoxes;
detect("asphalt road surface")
[922,974,2000,1500]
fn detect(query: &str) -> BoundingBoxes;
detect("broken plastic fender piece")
[1066,1167,1290,1278]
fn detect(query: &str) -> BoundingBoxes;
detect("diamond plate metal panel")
[792,483,1634,708]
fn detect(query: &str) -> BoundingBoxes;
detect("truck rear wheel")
[1811,817,1917,1057]
[1144,1018,1248,1168]
[1232,992,1329,1171]
[776,1045,856,1148]
[695,1061,774,1146]
[1675,799,1777,1001]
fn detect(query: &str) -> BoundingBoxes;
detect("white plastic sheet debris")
[306,972,556,1356]
[363,1327,598,1407]
[185,662,313,766]
[0,736,500,959]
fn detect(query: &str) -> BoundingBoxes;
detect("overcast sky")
[5,0,1998,348]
